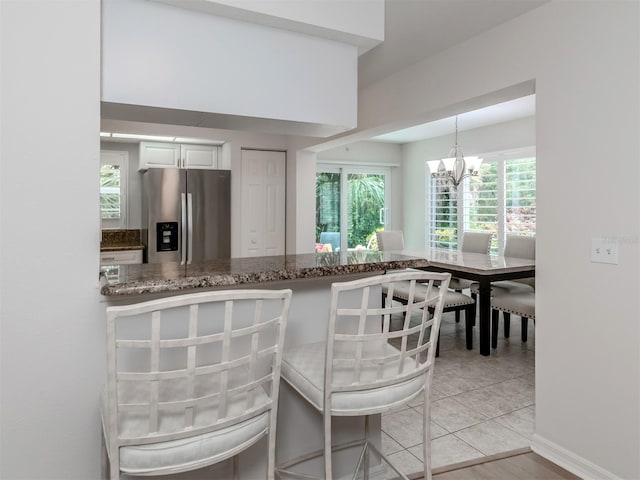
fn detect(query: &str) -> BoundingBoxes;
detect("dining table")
[399,247,535,356]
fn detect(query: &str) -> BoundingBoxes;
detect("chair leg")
[266,420,277,480]
[232,456,239,480]
[364,416,370,480]
[503,312,511,338]
[436,330,440,357]
[521,317,529,342]
[423,382,432,480]
[470,293,477,326]
[504,312,511,338]
[454,310,460,323]
[491,309,499,349]
[324,410,333,479]
[465,306,473,350]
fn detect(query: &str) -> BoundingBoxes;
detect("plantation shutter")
[427,149,535,253]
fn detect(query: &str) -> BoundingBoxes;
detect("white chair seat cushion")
[117,412,269,474]
[101,373,271,475]
[281,342,425,415]
[491,290,535,320]
[384,282,474,308]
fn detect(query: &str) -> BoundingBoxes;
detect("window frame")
[316,162,392,251]
[100,150,129,229]
[426,146,535,253]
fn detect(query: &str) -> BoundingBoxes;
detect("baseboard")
[427,447,532,477]
[531,434,622,480]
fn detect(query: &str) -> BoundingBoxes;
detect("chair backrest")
[104,289,291,450]
[376,230,405,251]
[319,232,340,252]
[504,234,536,260]
[460,231,492,254]
[324,271,450,405]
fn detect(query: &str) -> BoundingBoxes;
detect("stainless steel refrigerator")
[142,169,231,264]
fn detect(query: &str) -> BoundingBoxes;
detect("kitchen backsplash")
[101,229,142,248]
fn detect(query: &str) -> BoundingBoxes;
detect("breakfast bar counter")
[100,250,429,297]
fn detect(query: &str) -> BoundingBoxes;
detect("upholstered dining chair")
[471,234,535,338]
[375,230,405,251]
[276,271,451,480]
[377,230,476,352]
[491,288,535,347]
[102,289,292,480]
[447,231,492,323]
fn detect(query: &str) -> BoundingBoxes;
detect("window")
[316,165,391,251]
[427,147,535,253]
[100,150,128,228]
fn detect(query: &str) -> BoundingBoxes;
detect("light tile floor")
[382,310,536,476]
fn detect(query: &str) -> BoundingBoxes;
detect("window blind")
[427,151,536,253]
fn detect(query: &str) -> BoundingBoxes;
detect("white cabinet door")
[139,142,219,170]
[181,144,218,169]
[139,142,179,169]
[240,150,286,257]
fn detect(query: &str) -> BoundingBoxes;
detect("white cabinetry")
[139,142,219,170]
[100,249,143,266]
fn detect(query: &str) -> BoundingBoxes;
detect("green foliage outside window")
[347,173,384,247]
[100,164,121,219]
[316,172,385,249]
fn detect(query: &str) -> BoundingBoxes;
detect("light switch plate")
[591,237,619,264]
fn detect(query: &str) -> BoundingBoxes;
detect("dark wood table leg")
[478,280,491,356]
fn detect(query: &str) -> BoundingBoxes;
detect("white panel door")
[240,150,286,257]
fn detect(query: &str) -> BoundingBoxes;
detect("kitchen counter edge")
[100,252,430,297]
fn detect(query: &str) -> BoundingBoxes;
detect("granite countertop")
[100,229,144,252]
[100,251,430,296]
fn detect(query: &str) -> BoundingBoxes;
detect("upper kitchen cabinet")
[139,142,219,170]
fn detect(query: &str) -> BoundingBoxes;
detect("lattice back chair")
[277,271,451,480]
[447,231,492,323]
[102,289,292,480]
[375,230,405,251]
[376,231,476,354]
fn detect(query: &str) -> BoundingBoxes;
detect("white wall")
[304,2,640,478]
[402,116,535,249]
[102,0,357,135]
[0,1,103,479]
[154,0,385,53]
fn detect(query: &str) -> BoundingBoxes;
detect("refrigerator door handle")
[187,193,194,264]
[180,193,187,265]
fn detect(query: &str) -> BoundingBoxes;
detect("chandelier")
[427,115,482,188]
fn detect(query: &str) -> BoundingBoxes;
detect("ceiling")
[358,0,548,90]
[370,94,536,144]
[102,1,547,142]
[355,0,546,145]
